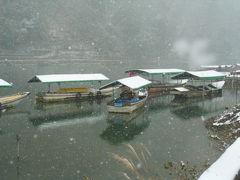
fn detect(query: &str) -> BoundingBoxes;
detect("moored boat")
[28,74,110,102]
[171,70,226,98]
[100,76,151,113]
[0,79,30,109]
[125,69,187,95]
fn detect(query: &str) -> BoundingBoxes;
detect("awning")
[172,70,226,80]
[125,69,185,75]
[100,76,151,90]
[28,74,109,83]
[0,79,12,87]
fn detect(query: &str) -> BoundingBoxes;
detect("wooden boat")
[107,96,147,113]
[28,74,111,102]
[125,69,187,95]
[100,76,151,113]
[0,79,30,109]
[171,71,226,98]
[0,92,30,109]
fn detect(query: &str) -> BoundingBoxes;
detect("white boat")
[0,79,30,109]
[125,69,187,94]
[28,74,111,102]
[171,71,226,98]
[100,76,151,113]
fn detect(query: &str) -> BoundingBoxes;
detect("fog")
[1,0,240,67]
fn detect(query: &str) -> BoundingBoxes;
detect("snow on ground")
[212,105,240,126]
[198,138,240,180]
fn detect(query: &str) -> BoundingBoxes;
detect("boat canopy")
[172,70,226,80]
[0,79,12,87]
[100,76,151,90]
[125,69,185,75]
[28,74,109,83]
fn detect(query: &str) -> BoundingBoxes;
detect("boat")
[171,70,226,98]
[0,79,30,109]
[99,76,151,113]
[28,74,111,102]
[125,69,187,95]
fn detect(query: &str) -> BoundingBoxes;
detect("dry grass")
[109,143,163,180]
[110,143,204,180]
[83,176,93,180]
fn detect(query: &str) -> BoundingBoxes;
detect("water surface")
[0,60,238,180]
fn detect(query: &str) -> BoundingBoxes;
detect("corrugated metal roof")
[126,69,185,75]
[0,79,12,87]
[100,76,151,90]
[28,74,109,83]
[172,70,226,80]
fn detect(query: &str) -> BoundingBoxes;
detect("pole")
[48,84,51,92]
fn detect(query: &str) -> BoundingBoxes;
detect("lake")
[0,59,239,180]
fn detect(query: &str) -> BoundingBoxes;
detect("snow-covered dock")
[198,138,240,180]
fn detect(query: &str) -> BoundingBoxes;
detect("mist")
[1,0,240,67]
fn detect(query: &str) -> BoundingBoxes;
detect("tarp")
[172,70,226,80]
[28,74,109,83]
[0,79,12,87]
[125,69,185,75]
[100,76,151,90]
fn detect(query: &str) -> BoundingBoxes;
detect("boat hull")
[148,82,187,95]
[0,92,30,109]
[36,87,114,102]
[171,89,222,98]
[107,96,147,113]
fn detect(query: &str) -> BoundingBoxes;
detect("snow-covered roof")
[201,65,233,68]
[0,79,12,87]
[28,74,109,83]
[100,76,151,90]
[200,65,219,69]
[172,70,226,80]
[173,87,189,92]
[198,138,240,180]
[125,69,185,75]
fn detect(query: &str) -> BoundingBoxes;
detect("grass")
[109,143,204,180]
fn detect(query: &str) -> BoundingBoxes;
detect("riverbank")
[206,104,240,149]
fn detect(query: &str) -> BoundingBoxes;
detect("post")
[48,84,51,92]
[16,134,21,161]
[202,80,205,98]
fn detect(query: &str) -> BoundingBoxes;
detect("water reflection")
[29,100,106,130]
[170,96,225,120]
[100,108,150,144]
[148,95,174,112]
